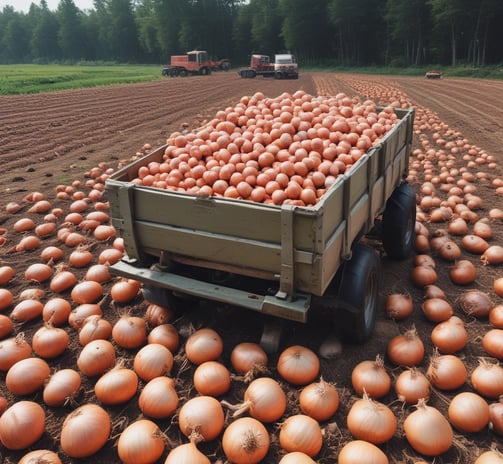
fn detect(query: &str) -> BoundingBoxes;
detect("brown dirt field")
[1,72,503,464]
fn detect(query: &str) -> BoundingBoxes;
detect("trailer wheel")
[142,284,185,313]
[382,182,416,260]
[321,244,381,344]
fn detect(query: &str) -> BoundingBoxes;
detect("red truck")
[238,54,298,79]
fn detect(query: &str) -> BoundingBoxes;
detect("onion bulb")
[193,361,231,397]
[351,355,391,399]
[138,376,179,419]
[403,399,453,456]
[230,342,268,376]
[394,368,431,405]
[471,358,503,398]
[0,401,45,450]
[279,414,323,457]
[475,450,503,464]
[426,350,467,390]
[277,345,320,385]
[384,293,413,320]
[133,343,174,381]
[279,452,316,464]
[299,377,339,421]
[94,367,138,405]
[448,391,490,433]
[226,376,286,423]
[386,327,424,366]
[60,404,111,458]
[19,450,62,464]
[165,441,210,464]
[338,440,389,464]
[117,419,165,464]
[346,393,397,444]
[185,327,223,365]
[178,396,225,442]
[222,417,270,464]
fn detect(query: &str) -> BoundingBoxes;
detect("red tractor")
[162,50,214,77]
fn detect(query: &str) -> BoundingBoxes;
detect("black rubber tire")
[179,69,187,77]
[332,244,382,344]
[142,284,184,313]
[382,182,416,260]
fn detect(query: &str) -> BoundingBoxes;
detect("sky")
[0,0,95,12]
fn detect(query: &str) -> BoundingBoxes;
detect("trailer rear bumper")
[111,259,311,322]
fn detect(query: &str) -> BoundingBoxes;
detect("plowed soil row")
[0,72,502,464]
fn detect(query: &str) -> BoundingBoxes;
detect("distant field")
[0,64,162,95]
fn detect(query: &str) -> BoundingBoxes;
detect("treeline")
[1,0,502,67]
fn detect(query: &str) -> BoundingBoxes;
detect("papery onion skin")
[112,316,147,349]
[117,419,165,464]
[426,352,467,391]
[94,367,139,405]
[431,316,468,353]
[403,400,453,456]
[458,290,493,318]
[178,395,225,442]
[133,343,174,381]
[279,414,323,457]
[277,345,320,386]
[475,450,503,464]
[299,378,339,421]
[60,404,111,458]
[193,360,231,397]
[32,324,69,358]
[0,333,32,371]
[351,355,391,399]
[77,339,116,376]
[138,376,179,419]
[394,368,431,405]
[19,449,62,464]
[185,328,223,365]
[489,401,503,436]
[482,329,503,359]
[448,391,490,433]
[279,452,316,464]
[338,440,389,464]
[471,359,503,399]
[43,368,82,407]
[222,417,270,464]
[384,293,413,320]
[230,342,268,375]
[165,441,210,464]
[387,328,425,366]
[0,401,45,450]
[346,394,397,444]
[6,357,51,395]
[230,376,287,423]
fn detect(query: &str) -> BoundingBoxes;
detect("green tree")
[279,0,332,61]
[328,0,384,65]
[135,0,163,61]
[107,0,141,61]
[30,1,61,61]
[429,0,467,66]
[1,12,31,61]
[57,0,86,60]
[385,0,430,65]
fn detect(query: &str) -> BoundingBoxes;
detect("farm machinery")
[238,54,299,79]
[106,101,415,352]
[162,50,229,77]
